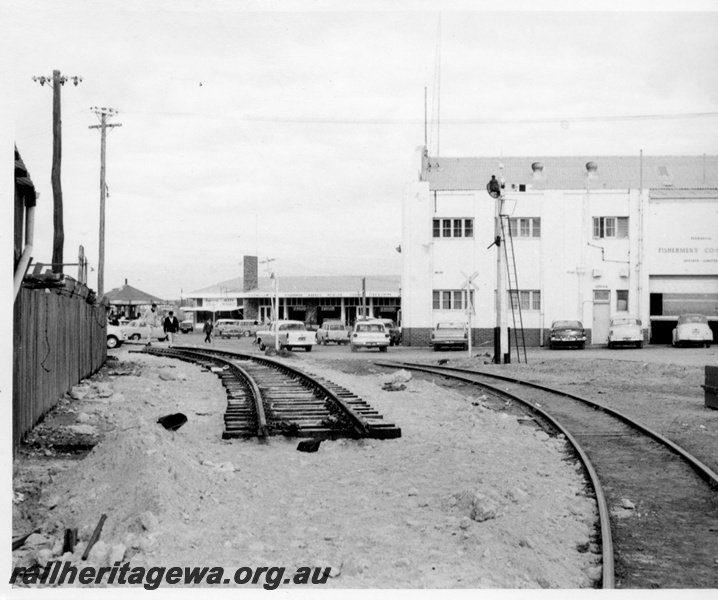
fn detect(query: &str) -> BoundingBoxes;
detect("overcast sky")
[8,1,718,300]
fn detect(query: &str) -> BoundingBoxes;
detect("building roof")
[15,146,37,207]
[188,275,401,297]
[421,155,718,191]
[104,283,165,305]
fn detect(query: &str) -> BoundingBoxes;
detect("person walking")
[142,302,159,346]
[203,319,213,344]
[164,311,180,348]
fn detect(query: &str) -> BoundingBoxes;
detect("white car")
[120,319,168,342]
[607,316,643,349]
[350,320,390,352]
[672,314,713,348]
[316,321,351,345]
[106,325,126,349]
[431,322,469,351]
[255,320,315,352]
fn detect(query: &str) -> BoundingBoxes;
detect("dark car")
[179,320,194,334]
[548,320,587,349]
[374,318,402,346]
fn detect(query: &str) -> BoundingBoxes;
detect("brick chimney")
[243,256,258,291]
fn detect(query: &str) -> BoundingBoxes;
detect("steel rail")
[145,347,268,438]
[223,360,268,438]
[241,353,371,437]
[375,360,615,590]
[383,360,718,488]
[154,345,371,437]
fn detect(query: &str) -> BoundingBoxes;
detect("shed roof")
[422,155,718,191]
[188,275,400,297]
[104,283,165,305]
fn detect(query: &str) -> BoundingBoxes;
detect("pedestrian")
[164,311,180,347]
[142,302,159,346]
[203,319,213,344]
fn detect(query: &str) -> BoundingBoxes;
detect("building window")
[509,290,541,311]
[508,217,541,238]
[433,289,474,310]
[617,290,629,312]
[593,217,628,239]
[432,218,474,239]
[464,219,473,237]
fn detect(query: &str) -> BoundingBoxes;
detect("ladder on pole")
[500,215,528,363]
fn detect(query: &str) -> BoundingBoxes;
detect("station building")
[401,147,718,347]
[182,256,401,326]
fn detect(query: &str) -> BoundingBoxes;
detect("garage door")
[649,276,718,316]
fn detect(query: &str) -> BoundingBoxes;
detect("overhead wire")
[114,107,718,126]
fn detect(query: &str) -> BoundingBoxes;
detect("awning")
[181,306,243,312]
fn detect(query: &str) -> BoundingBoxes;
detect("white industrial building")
[401,148,718,348]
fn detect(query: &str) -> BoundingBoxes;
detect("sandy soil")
[18,341,714,590]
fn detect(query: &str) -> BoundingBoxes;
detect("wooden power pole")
[89,107,121,298]
[32,70,83,274]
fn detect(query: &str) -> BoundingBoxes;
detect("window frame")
[593,216,629,239]
[432,289,475,310]
[616,290,629,312]
[507,217,541,239]
[508,289,541,311]
[432,218,475,239]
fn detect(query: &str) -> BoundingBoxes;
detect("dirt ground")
[10,336,717,592]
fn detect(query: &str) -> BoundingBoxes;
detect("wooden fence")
[12,286,107,451]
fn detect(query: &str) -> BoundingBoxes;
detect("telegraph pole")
[33,70,83,274]
[89,107,122,298]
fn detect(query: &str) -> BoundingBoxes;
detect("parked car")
[179,320,194,333]
[548,320,586,349]
[106,324,126,349]
[607,316,643,348]
[672,314,713,348]
[373,318,402,346]
[350,320,390,352]
[215,319,260,338]
[431,321,468,351]
[120,319,168,342]
[255,320,315,352]
[214,319,242,339]
[316,321,351,345]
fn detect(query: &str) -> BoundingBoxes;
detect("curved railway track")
[376,360,718,589]
[140,345,401,441]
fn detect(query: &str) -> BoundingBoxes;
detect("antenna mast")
[424,86,427,147]
[435,13,442,156]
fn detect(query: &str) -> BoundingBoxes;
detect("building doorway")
[592,290,610,345]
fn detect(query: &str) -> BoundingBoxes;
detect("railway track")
[376,360,718,589]
[140,346,401,441]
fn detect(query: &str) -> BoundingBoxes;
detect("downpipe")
[13,206,35,301]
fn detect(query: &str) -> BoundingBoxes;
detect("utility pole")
[362,277,367,319]
[33,71,83,274]
[260,258,278,349]
[461,271,478,357]
[89,107,122,298]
